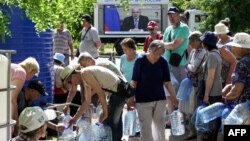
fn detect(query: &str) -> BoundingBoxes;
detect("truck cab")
[184,9,207,32]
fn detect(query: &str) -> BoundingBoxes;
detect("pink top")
[10,64,26,82]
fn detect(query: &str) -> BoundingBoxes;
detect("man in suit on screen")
[121,6,149,31]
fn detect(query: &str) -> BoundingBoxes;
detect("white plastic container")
[170,108,185,136]
[0,54,9,141]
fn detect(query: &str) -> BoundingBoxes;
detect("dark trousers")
[104,93,126,141]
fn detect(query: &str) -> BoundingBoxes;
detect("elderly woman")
[11,57,40,136]
[224,32,250,104]
[214,23,237,87]
[184,31,207,140]
[198,31,222,141]
[129,40,177,141]
[218,32,250,141]
[200,31,222,105]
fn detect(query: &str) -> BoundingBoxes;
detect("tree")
[172,0,250,33]
[0,0,96,42]
[0,0,131,44]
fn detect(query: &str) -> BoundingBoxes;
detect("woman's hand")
[203,95,209,105]
[222,84,232,97]
[126,97,135,111]
[69,117,78,125]
[56,124,65,132]
[62,105,69,114]
[99,112,108,123]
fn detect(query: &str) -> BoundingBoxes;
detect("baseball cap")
[27,80,48,96]
[167,7,180,14]
[53,53,65,64]
[147,21,158,29]
[82,14,91,23]
[19,106,49,133]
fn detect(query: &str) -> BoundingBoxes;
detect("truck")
[94,0,205,55]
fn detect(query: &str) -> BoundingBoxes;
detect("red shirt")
[143,33,163,52]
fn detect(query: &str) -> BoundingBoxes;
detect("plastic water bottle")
[195,104,209,132]
[123,108,137,136]
[84,104,93,123]
[59,114,76,140]
[170,108,185,136]
[94,122,112,141]
[224,100,250,125]
[221,104,234,135]
[77,117,95,141]
[91,104,100,125]
[96,103,103,116]
[199,102,226,123]
[170,72,179,92]
[135,109,140,133]
[177,77,193,101]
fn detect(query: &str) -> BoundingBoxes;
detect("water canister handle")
[173,107,178,111]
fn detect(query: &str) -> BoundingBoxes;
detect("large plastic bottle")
[177,77,193,101]
[199,102,226,123]
[84,104,93,123]
[170,108,185,136]
[94,122,113,141]
[58,113,76,141]
[77,116,95,141]
[221,103,234,135]
[123,108,137,136]
[195,104,209,133]
[224,100,250,125]
[91,104,99,125]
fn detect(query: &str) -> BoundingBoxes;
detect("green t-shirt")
[163,22,189,66]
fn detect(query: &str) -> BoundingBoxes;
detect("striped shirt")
[53,29,73,55]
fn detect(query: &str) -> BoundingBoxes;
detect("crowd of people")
[5,5,250,141]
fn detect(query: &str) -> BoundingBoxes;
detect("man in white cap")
[11,106,51,141]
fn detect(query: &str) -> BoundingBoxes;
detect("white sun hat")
[214,22,229,35]
[19,106,52,133]
[226,32,250,49]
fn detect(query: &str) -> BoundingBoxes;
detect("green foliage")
[1,0,249,44]
[0,0,96,43]
[0,0,133,44]
[190,0,250,33]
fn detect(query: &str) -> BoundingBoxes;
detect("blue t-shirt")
[120,53,140,82]
[132,55,171,103]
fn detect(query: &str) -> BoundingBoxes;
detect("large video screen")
[103,5,162,35]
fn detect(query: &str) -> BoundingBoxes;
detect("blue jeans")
[63,54,70,66]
